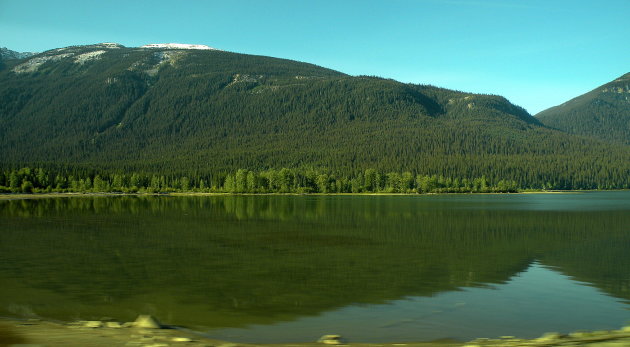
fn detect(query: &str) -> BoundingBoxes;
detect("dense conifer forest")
[0,44,629,192]
[536,72,630,146]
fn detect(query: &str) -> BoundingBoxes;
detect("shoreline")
[0,316,457,347]
[2,316,630,347]
[0,190,617,200]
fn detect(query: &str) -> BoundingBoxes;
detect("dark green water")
[1,192,629,342]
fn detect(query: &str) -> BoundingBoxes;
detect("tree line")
[0,167,520,194]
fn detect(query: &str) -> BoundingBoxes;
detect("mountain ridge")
[141,43,218,50]
[0,43,628,190]
[536,72,630,145]
[0,47,37,61]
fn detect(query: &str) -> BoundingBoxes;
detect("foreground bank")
[2,317,630,347]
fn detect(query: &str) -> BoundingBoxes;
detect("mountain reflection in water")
[0,192,629,342]
[210,262,630,343]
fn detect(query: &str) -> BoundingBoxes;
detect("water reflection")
[210,262,630,343]
[0,193,629,341]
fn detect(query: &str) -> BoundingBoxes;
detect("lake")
[1,192,629,343]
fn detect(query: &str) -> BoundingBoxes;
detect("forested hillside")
[1,43,629,192]
[536,73,630,146]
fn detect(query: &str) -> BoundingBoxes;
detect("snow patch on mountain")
[141,43,218,50]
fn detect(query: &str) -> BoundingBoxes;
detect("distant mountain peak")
[140,43,218,50]
[0,47,37,60]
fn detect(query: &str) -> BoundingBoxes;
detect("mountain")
[0,43,629,190]
[536,73,630,145]
[0,47,37,60]
[140,43,218,50]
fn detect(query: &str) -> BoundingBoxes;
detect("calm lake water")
[1,192,629,342]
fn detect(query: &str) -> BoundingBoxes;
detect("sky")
[1,0,628,114]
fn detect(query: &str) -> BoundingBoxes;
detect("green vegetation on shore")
[0,167,520,194]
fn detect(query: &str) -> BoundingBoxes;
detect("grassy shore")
[0,190,598,201]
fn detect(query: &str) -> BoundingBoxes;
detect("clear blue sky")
[1,0,628,114]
